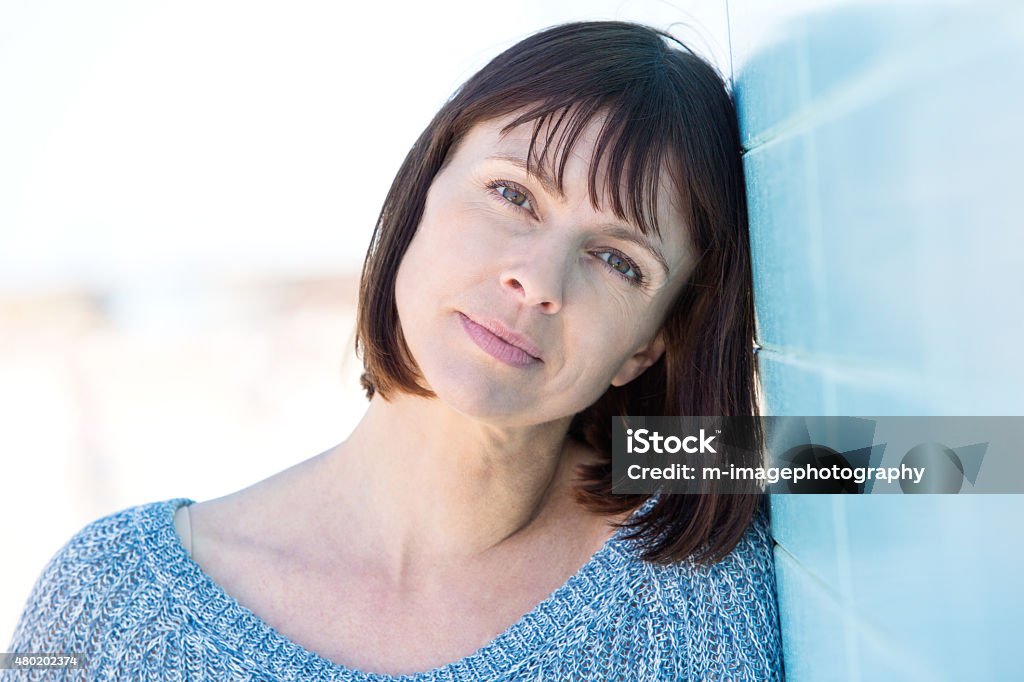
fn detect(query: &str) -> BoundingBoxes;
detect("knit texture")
[7,498,783,681]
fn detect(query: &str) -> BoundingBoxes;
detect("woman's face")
[394,112,697,426]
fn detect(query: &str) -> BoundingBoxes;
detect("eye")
[596,250,644,286]
[487,179,534,214]
[498,185,530,209]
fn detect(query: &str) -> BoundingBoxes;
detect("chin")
[426,364,537,423]
[429,371,597,431]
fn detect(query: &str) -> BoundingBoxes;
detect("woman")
[8,21,783,680]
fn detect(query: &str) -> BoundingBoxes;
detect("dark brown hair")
[355,21,762,565]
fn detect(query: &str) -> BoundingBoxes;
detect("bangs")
[442,24,705,240]
[500,96,686,240]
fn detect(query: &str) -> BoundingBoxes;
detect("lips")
[458,313,543,368]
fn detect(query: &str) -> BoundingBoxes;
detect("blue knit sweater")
[7,498,783,680]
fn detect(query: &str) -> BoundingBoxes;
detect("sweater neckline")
[137,497,652,681]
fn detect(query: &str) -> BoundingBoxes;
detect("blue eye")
[597,250,643,285]
[487,179,534,213]
[497,184,531,210]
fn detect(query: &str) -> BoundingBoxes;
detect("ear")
[610,331,666,388]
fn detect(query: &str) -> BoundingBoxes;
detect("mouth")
[458,313,543,368]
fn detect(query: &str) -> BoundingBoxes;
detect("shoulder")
[628,508,784,681]
[173,504,192,555]
[7,499,193,656]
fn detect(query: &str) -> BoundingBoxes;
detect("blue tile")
[735,2,1024,680]
[757,351,828,415]
[732,28,810,150]
[744,15,1024,394]
[773,546,850,682]
[825,379,933,418]
[852,622,939,682]
[732,2,975,149]
[744,115,930,371]
[775,542,944,682]
[773,500,1019,681]
[745,135,827,354]
[769,495,843,588]
[835,496,1024,678]
[807,36,1024,409]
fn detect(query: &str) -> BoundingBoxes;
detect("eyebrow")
[600,225,670,278]
[486,153,565,200]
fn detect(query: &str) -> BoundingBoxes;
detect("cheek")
[561,309,648,382]
[436,223,521,304]
[395,206,506,323]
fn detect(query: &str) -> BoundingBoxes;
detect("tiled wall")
[730,1,1024,679]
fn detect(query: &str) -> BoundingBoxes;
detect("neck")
[317,392,582,579]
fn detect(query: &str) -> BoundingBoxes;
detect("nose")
[500,240,570,314]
